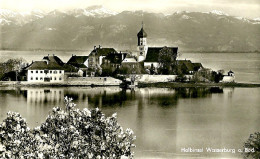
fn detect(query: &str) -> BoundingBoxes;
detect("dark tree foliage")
[243,132,260,159]
[158,47,177,75]
[0,58,26,81]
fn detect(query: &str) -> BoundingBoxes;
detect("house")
[26,55,65,82]
[119,55,146,74]
[222,70,235,83]
[67,55,89,68]
[144,47,178,69]
[88,45,117,68]
[100,52,127,76]
[174,60,203,74]
[67,55,89,76]
[102,52,127,68]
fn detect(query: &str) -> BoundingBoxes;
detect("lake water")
[0,50,260,83]
[0,51,260,158]
[0,86,259,158]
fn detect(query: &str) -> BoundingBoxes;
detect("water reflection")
[0,87,259,158]
[27,88,64,106]
[15,87,225,108]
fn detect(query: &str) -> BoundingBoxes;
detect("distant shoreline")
[138,82,260,88]
[1,81,260,88]
[0,49,259,53]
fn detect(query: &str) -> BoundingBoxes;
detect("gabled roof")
[26,61,64,70]
[43,55,64,66]
[90,48,117,57]
[63,64,79,72]
[177,60,194,71]
[144,47,178,62]
[137,27,147,38]
[67,56,88,68]
[193,63,203,71]
[177,60,203,72]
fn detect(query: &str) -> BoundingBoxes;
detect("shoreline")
[138,82,260,88]
[1,81,260,88]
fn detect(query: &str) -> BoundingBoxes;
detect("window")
[36,77,38,80]
[59,77,62,80]
[31,71,33,73]
[50,71,52,74]
[59,71,62,74]
[36,71,38,73]
[31,77,33,80]
[104,78,107,81]
[40,77,43,80]
[54,77,56,80]
[54,71,57,74]
[40,71,43,73]
[50,77,52,80]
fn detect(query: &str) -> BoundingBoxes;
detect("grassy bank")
[138,82,260,88]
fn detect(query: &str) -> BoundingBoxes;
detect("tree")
[243,132,260,159]
[0,97,135,158]
[158,47,177,75]
[0,58,26,81]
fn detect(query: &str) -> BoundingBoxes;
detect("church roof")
[144,47,178,62]
[137,27,147,38]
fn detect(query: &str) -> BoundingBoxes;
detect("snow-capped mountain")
[208,10,229,16]
[0,9,45,25]
[68,5,118,18]
[1,8,259,52]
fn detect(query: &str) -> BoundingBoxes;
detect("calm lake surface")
[0,50,260,83]
[0,86,260,158]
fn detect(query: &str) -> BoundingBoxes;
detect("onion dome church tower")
[137,22,148,62]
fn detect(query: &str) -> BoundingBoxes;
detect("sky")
[1,0,259,18]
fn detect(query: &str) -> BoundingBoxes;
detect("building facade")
[27,68,64,82]
[26,55,65,83]
[88,45,117,68]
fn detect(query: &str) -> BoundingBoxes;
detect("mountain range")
[1,5,260,52]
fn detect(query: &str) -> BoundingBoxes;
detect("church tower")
[137,22,148,62]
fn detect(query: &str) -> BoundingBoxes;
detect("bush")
[0,97,135,158]
[243,132,260,159]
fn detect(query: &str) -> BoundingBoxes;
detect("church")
[136,24,179,69]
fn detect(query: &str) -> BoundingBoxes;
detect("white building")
[26,55,65,83]
[222,70,235,83]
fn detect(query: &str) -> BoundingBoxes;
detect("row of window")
[30,70,63,74]
[30,77,62,81]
